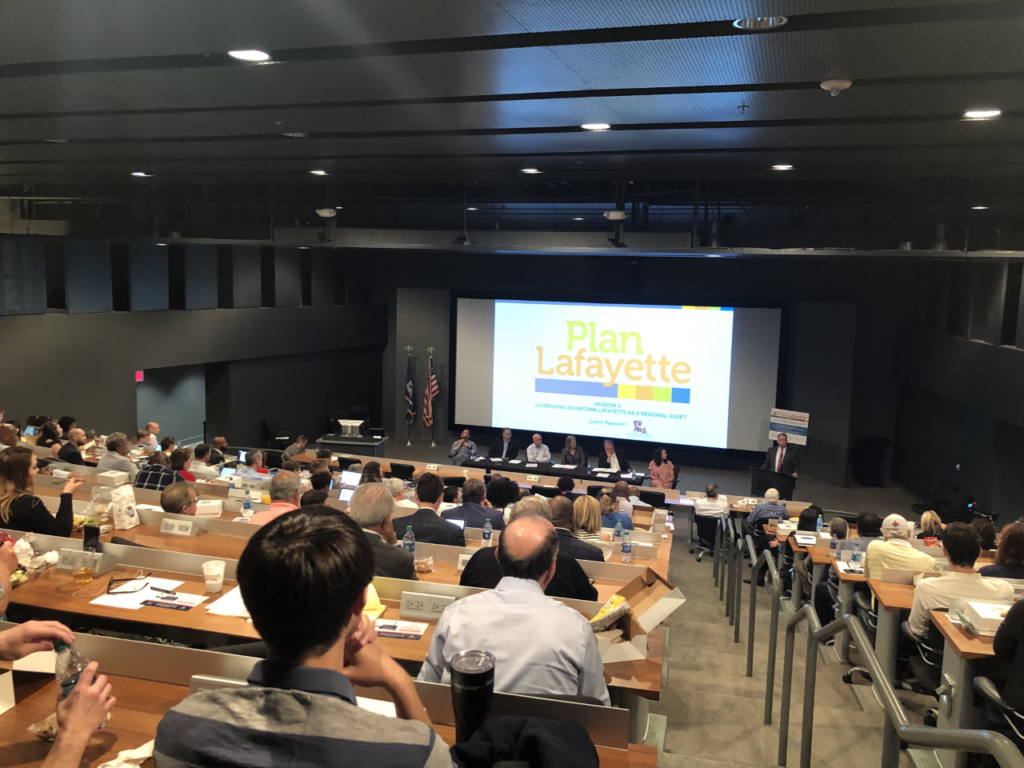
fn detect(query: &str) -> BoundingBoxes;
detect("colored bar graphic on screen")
[535,378,689,403]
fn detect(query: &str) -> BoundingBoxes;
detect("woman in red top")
[648,447,675,489]
[170,447,196,482]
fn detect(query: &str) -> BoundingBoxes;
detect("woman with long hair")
[980,523,1024,580]
[917,510,944,538]
[0,446,82,536]
[561,436,587,467]
[36,420,63,455]
[648,447,675,489]
[359,461,383,485]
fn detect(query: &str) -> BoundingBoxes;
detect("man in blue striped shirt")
[154,506,451,768]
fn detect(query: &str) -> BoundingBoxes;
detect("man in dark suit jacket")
[761,433,801,478]
[597,439,632,475]
[441,478,504,530]
[549,495,604,562]
[403,473,466,547]
[487,429,520,461]
[346,482,417,580]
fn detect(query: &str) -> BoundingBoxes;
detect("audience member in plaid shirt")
[134,452,184,491]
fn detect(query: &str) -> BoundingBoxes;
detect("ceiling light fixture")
[820,79,853,97]
[228,49,270,62]
[310,169,328,176]
[465,207,478,211]
[335,206,344,210]
[573,217,585,221]
[520,168,542,174]
[282,132,307,138]
[972,206,989,210]
[45,138,69,144]
[772,164,793,171]
[155,243,167,247]
[964,109,1001,120]
[131,171,152,177]
[733,16,788,31]
[581,123,611,131]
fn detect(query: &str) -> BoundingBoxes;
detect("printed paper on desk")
[207,586,251,618]
[507,460,522,464]
[596,473,610,479]
[90,577,185,610]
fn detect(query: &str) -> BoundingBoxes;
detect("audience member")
[908,523,1014,639]
[598,439,631,474]
[283,435,308,458]
[0,446,81,536]
[442,478,504,530]
[865,514,939,580]
[97,433,139,481]
[190,444,217,474]
[526,433,551,463]
[161,482,198,516]
[439,485,460,512]
[134,451,181,491]
[744,488,787,586]
[359,461,383,485]
[612,480,634,515]
[170,448,196,482]
[248,471,302,526]
[155,507,447,767]
[829,518,849,539]
[422,513,609,704]
[235,450,266,479]
[0,424,18,452]
[979,522,1024,580]
[37,420,63,454]
[300,488,329,507]
[347,483,417,580]
[549,495,603,563]
[918,510,944,539]
[970,517,997,551]
[486,477,520,523]
[488,428,519,461]
[790,505,822,593]
[384,477,418,513]
[598,490,633,531]
[0,621,115,768]
[814,511,882,625]
[572,495,604,544]
[649,447,675,489]
[973,599,1024,752]
[310,470,333,491]
[208,436,228,465]
[401,473,465,546]
[160,436,177,456]
[448,429,478,465]
[57,428,88,465]
[348,462,364,475]
[57,416,77,435]
[561,435,587,467]
[142,422,160,449]
[552,476,574,497]
[135,429,152,445]
[281,460,301,473]
[315,447,333,461]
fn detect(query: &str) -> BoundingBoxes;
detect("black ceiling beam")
[1,71,1021,121]
[0,1,1019,79]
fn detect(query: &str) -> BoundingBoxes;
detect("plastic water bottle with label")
[852,541,863,563]
[621,532,632,563]
[614,520,624,541]
[482,519,493,547]
[403,525,416,554]
[243,490,252,516]
[830,537,839,558]
[54,640,109,729]
[816,516,824,534]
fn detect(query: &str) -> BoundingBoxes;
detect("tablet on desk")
[340,470,361,486]
[220,467,237,477]
[445,518,466,530]
[339,488,354,502]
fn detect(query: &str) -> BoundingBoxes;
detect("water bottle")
[621,532,632,563]
[243,490,252,515]
[816,516,823,534]
[852,541,862,563]
[614,520,624,541]
[482,519,493,547]
[403,525,416,554]
[830,538,838,557]
[54,639,91,699]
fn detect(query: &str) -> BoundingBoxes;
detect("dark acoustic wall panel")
[310,250,337,306]
[274,248,302,307]
[63,240,112,314]
[129,243,170,311]
[185,244,218,310]
[232,245,261,308]
[44,239,66,311]
[0,236,46,315]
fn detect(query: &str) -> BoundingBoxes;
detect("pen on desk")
[151,586,179,596]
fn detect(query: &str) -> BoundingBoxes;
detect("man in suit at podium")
[761,433,800,481]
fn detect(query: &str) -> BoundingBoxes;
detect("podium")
[749,467,796,501]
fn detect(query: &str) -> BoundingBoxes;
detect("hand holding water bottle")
[55,661,116,742]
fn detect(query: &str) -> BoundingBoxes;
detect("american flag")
[423,354,439,426]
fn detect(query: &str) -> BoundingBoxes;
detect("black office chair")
[531,485,558,498]
[842,592,878,685]
[443,477,466,488]
[975,677,1024,746]
[638,490,666,509]
[690,514,720,562]
[902,614,944,726]
[390,462,415,481]
[586,485,603,498]
[263,449,285,470]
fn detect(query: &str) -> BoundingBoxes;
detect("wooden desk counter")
[932,610,995,661]
[0,676,656,768]
[831,558,867,584]
[97,525,250,560]
[868,579,914,611]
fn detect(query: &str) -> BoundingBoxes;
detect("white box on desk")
[592,567,685,663]
[95,470,129,486]
[963,601,1012,636]
[195,499,223,518]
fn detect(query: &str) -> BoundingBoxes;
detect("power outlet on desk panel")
[399,592,454,622]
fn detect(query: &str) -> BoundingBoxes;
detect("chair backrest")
[917,609,947,667]
[586,485,603,498]
[638,490,666,508]
[532,485,558,498]
[443,476,465,488]
[390,462,415,481]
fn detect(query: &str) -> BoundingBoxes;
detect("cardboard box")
[963,601,1012,637]
[593,567,686,663]
[95,470,129,486]
[195,499,223,518]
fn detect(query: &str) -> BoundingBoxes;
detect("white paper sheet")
[206,586,251,618]
[90,578,185,610]
[356,697,397,717]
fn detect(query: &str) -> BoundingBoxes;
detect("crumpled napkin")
[97,740,154,768]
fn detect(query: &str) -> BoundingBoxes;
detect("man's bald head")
[497,515,559,583]
[548,494,574,529]
[613,481,630,498]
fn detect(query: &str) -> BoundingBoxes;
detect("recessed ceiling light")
[298,246,311,249]
[581,123,611,131]
[733,16,788,31]
[131,171,152,177]
[972,206,989,210]
[228,49,270,62]
[520,168,542,174]
[573,217,585,221]
[465,207,478,211]
[155,243,167,247]
[45,138,69,144]
[335,206,343,210]
[964,109,1001,120]
[310,169,328,176]
[282,132,307,138]
[772,164,793,171]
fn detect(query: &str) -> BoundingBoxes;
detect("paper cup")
[202,560,226,593]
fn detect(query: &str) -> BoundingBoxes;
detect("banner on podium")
[769,408,809,445]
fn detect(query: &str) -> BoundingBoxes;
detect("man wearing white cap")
[864,513,941,580]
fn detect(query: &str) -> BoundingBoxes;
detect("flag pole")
[405,346,414,447]
[428,347,437,448]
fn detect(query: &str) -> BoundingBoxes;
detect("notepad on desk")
[206,586,250,618]
[375,620,428,640]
